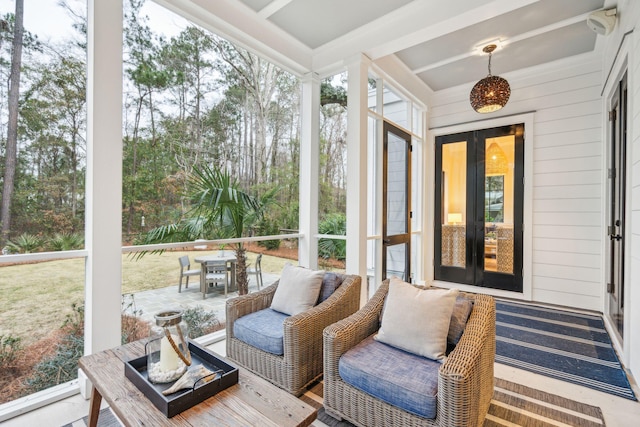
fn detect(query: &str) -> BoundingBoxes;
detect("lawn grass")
[0,250,291,346]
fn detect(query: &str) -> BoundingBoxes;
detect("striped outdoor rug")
[495,300,636,401]
[301,377,606,427]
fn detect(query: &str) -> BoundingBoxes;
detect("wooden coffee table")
[78,340,317,427]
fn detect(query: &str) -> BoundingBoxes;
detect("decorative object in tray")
[126,310,239,417]
[146,310,192,383]
[161,364,221,395]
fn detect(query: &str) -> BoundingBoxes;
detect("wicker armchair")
[226,274,361,396]
[323,280,495,426]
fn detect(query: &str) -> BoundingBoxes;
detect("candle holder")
[146,310,191,384]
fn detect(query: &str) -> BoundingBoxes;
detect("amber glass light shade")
[485,142,508,175]
[470,75,511,113]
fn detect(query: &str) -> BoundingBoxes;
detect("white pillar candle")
[159,335,179,372]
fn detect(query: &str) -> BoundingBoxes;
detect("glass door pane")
[484,136,514,274]
[441,141,466,268]
[382,122,411,281]
[387,132,408,236]
[386,243,407,281]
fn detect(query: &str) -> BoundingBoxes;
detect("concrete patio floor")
[127,272,281,325]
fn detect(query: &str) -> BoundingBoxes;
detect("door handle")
[610,234,622,241]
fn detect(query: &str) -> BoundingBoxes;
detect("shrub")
[318,213,346,260]
[5,233,43,254]
[24,333,83,393]
[0,335,22,368]
[259,238,281,250]
[121,294,150,344]
[48,232,84,251]
[25,303,84,393]
[63,302,84,336]
[182,306,222,338]
[122,314,150,344]
[4,298,156,401]
[257,218,281,250]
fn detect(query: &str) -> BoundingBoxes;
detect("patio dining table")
[194,252,237,296]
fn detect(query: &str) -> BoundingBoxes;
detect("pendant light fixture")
[470,44,510,113]
[485,142,508,175]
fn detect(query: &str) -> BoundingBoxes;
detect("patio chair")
[178,255,200,293]
[323,279,495,426]
[226,270,361,396]
[246,253,263,290]
[202,260,229,298]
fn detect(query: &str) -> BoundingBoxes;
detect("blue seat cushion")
[233,308,289,355]
[339,334,440,419]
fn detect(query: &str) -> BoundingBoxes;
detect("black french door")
[434,124,524,292]
[607,71,627,338]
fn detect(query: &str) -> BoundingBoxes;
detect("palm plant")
[5,233,43,254]
[48,232,84,251]
[318,213,346,260]
[142,165,275,295]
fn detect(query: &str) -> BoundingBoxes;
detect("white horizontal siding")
[535,128,600,148]
[532,276,600,296]
[535,142,601,161]
[430,56,603,310]
[533,212,600,226]
[534,113,601,135]
[534,198,600,213]
[533,238,600,255]
[532,225,599,240]
[534,156,601,174]
[532,288,600,311]
[533,99,601,123]
[534,170,601,186]
[533,184,600,199]
[633,185,640,210]
[533,250,600,268]
[533,209,600,227]
[532,263,599,284]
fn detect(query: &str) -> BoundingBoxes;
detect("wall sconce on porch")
[470,44,511,113]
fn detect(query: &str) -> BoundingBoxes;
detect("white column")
[374,78,384,294]
[80,0,123,399]
[345,55,370,304]
[298,73,320,269]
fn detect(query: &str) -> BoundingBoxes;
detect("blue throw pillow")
[447,294,474,347]
[317,272,344,304]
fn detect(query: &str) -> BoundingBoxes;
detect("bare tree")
[0,0,24,246]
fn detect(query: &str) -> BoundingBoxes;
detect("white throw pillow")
[270,263,325,316]
[375,277,459,362]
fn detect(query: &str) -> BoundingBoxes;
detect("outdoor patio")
[128,272,281,325]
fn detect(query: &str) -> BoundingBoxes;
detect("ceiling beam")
[312,0,540,73]
[412,11,593,74]
[259,0,293,18]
